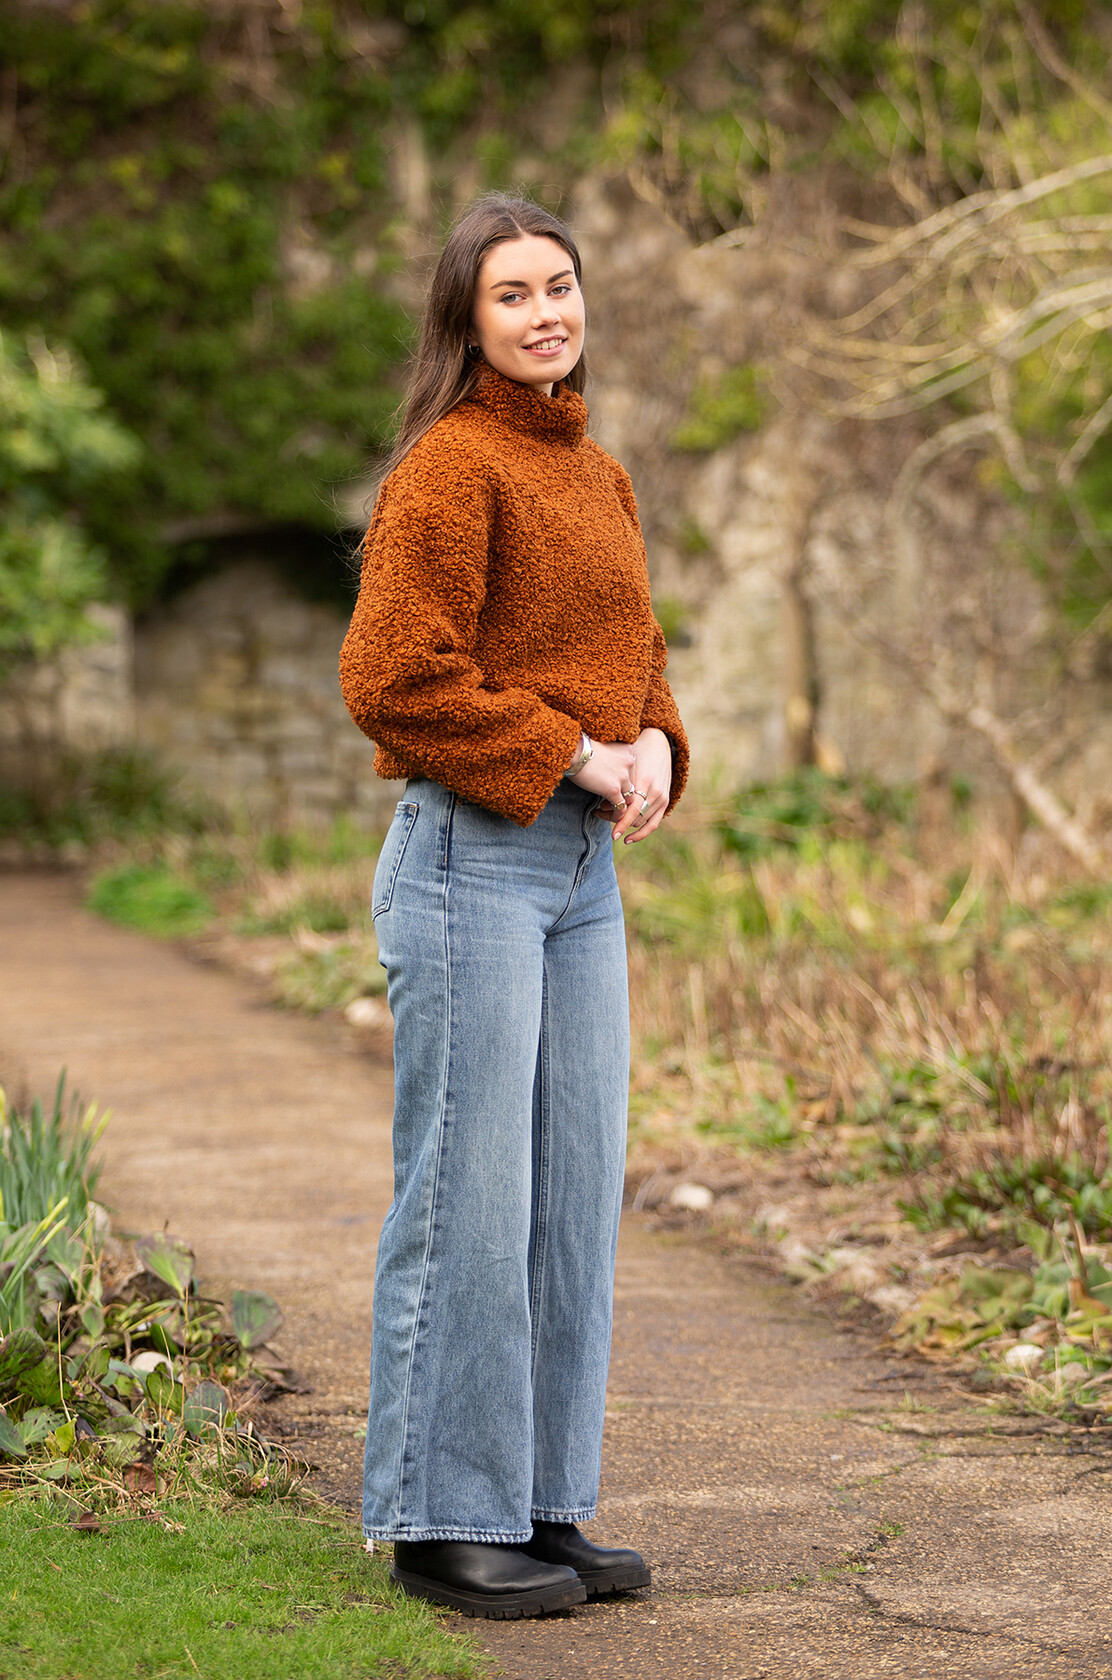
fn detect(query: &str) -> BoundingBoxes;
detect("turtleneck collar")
[466,363,587,446]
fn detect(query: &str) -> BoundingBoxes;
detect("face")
[470,233,585,395]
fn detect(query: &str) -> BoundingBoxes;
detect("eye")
[499,292,523,304]
[551,285,572,296]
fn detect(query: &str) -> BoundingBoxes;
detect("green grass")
[86,863,214,938]
[0,1501,483,1679]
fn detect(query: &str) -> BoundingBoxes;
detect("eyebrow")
[488,269,573,290]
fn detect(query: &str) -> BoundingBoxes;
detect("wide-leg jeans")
[362,777,629,1543]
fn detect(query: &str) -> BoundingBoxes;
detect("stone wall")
[0,604,133,779]
[3,172,1103,829]
[572,176,1062,801]
[132,560,402,826]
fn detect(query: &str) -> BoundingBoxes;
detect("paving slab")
[0,871,1108,1679]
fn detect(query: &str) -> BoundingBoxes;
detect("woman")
[339,193,688,1620]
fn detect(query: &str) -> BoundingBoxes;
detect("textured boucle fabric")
[339,365,689,826]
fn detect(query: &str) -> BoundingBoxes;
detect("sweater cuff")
[639,716,689,815]
[500,709,585,826]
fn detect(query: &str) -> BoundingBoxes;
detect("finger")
[623,810,665,843]
[611,797,645,840]
[613,789,663,841]
[621,793,667,843]
[610,789,642,838]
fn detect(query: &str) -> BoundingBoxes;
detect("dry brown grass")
[83,775,1112,1412]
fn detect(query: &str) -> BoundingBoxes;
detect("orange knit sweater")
[339,366,689,826]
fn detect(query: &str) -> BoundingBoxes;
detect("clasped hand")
[567,728,672,844]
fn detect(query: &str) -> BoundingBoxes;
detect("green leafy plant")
[888,1249,1112,1403]
[85,862,214,938]
[903,1154,1112,1244]
[0,1078,302,1505]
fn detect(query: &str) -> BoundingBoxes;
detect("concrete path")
[0,871,1108,1680]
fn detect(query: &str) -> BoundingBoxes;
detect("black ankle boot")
[391,1539,586,1619]
[521,1521,651,1598]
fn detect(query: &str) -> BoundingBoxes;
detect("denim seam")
[391,791,456,1531]
[528,967,552,1374]
[530,1506,597,1524]
[371,800,419,918]
[548,795,598,932]
[364,1525,534,1544]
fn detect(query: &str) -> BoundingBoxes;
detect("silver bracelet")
[565,733,594,777]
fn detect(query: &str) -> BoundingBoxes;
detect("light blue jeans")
[362,777,629,1543]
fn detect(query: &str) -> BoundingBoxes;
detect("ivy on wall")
[0,0,705,607]
[8,0,1106,631]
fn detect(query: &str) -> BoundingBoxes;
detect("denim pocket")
[372,801,419,917]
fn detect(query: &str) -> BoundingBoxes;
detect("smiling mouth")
[523,337,567,353]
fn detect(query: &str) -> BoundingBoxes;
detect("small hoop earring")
[467,343,479,353]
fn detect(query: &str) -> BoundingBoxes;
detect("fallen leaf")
[123,1463,158,1495]
[71,1512,102,1533]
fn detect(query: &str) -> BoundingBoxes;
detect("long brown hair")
[378,193,587,486]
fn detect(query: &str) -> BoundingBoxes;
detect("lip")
[522,337,568,357]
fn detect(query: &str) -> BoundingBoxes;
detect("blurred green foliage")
[4,0,1110,638]
[0,1,410,603]
[0,748,213,849]
[0,0,705,607]
[85,862,214,938]
[0,333,139,675]
[607,0,1102,233]
[903,1153,1112,1245]
[671,365,766,452]
[716,769,914,861]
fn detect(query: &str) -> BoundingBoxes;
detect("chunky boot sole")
[579,1562,652,1600]
[390,1566,587,1619]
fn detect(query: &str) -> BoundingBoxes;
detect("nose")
[531,294,559,326]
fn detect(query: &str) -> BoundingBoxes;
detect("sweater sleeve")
[608,460,690,814]
[339,444,583,825]
[639,616,690,814]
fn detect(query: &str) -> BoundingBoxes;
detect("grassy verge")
[0,1079,482,1677]
[0,1500,481,1680]
[45,753,1112,1419]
